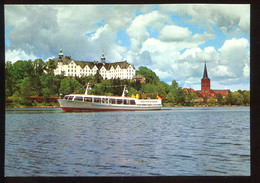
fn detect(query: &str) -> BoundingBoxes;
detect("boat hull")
[58,99,162,112]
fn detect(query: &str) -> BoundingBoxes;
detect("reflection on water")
[5,107,250,176]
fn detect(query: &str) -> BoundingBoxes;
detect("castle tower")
[201,62,210,97]
[101,52,105,63]
[59,49,63,59]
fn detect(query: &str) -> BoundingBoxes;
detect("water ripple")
[5,106,250,176]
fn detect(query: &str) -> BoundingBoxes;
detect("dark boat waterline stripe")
[61,107,161,112]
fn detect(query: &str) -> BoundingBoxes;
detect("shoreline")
[5,104,249,109]
[5,105,60,109]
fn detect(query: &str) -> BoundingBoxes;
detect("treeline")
[5,59,249,107]
[213,90,250,106]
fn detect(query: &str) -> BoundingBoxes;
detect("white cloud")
[217,38,249,77]
[243,63,250,78]
[159,25,191,42]
[153,69,173,80]
[127,11,170,52]
[191,31,214,43]
[160,4,250,35]
[5,49,37,63]
[88,24,110,41]
[211,65,236,78]
[4,4,250,91]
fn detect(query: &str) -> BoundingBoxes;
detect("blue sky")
[5,4,250,91]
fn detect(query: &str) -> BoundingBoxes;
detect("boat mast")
[122,85,126,97]
[85,83,90,95]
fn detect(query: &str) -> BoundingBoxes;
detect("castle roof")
[54,56,134,70]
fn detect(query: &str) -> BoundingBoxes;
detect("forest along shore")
[5,60,250,108]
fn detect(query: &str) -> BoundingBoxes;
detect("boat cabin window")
[94,97,101,103]
[74,96,83,101]
[130,100,136,105]
[123,99,129,105]
[64,96,69,100]
[102,98,109,104]
[117,99,122,104]
[84,97,92,102]
[68,96,74,100]
[110,99,116,104]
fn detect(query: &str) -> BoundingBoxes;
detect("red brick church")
[196,62,230,98]
[184,62,230,99]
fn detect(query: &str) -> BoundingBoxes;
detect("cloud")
[190,31,215,43]
[217,38,249,78]
[159,25,191,42]
[5,49,37,63]
[153,69,173,80]
[132,37,249,91]
[4,4,249,91]
[88,24,110,41]
[160,4,250,35]
[127,10,170,52]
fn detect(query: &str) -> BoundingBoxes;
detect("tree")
[175,87,185,105]
[40,73,57,99]
[10,60,31,92]
[243,91,250,105]
[94,70,103,83]
[167,92,175,103]
[20,77,37,105]
[34,59,46,76]
[110,78,122,96]
[169,80,185,105]
[232,92,244,105]
[156,84,167,102]
[5,61,13,96]
[70,79,83,94]
[225,91,233,105]
[46,59,57,73]
[158,81,170,94]
[208,98,216,106]
[59,78,72,95]
[92,84,103,95]
[216,93,223,105]
[184,92,196,106]
[136,66,159,84]
[140,83,157,98]
[171,80,178,90]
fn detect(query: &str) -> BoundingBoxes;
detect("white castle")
[53,49,136,80]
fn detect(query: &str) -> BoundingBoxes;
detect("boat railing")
[63,94,161,106]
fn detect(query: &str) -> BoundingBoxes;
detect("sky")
[4,4,250,91]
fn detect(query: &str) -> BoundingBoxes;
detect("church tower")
[201,62,211,97]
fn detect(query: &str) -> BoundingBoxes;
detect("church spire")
[202,62,209,80]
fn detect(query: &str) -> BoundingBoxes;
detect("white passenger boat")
[58,83,162,112]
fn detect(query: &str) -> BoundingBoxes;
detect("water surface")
[5,107,250,176]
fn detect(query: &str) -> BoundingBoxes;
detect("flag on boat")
[157,95,162,100]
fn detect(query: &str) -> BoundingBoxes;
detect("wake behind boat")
[58,84,162,112]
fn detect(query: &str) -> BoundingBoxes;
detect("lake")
[5,106,250,176]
